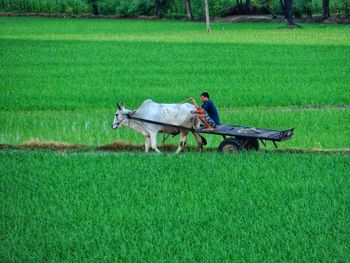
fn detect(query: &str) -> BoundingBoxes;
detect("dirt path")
[1,141,349,154]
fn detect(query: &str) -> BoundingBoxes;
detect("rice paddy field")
[1,17,350,261]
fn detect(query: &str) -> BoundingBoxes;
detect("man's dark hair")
[201,92,210,99]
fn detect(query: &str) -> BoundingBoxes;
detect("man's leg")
[198,114,212,129]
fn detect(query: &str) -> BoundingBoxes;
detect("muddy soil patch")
[1,141,349,154]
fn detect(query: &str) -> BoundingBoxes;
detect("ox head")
[112,102,132,129]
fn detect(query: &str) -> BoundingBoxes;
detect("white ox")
[112,99,206,153]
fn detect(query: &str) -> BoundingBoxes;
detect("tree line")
[0,0,348,23]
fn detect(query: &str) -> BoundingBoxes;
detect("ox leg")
[144,136,151,153]
[192,132,204,151]
[150,132,161,153]
[175,130,188,154]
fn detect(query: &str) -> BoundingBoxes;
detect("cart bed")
[197,124,294,142]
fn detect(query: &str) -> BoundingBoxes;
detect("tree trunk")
[280,0,296,25]
[155,0,161,16]
[279,0,286,15]
[204,0,211,32]
[245,0,251,13]
[185,0,193,20]
[89,0,98,15]
[322,0,330,18]
[285,0,294,25]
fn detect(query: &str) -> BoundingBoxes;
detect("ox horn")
[117,102,121,110]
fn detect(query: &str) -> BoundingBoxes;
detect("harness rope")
[125,110,195,144]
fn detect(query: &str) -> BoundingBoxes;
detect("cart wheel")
[219,138,243,153]
[242,138,259,151]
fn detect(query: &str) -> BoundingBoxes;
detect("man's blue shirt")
[202,99,220,125]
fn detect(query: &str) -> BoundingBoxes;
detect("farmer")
[189,92,220,131]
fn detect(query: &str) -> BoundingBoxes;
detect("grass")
[1,20,350,111]
[1,17,349,261]
[1,150,349,261]
[0,17,349,149]
[1,106,349,149]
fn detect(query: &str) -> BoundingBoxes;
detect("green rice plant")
[0,17,349,263]
[1,150,349,261]
[0,18,349,149]
[1,107,349,149]
[0,19,349,111]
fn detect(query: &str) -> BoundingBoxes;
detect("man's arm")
[189,98,205,114]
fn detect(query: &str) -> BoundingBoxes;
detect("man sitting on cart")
[189,92,220,131]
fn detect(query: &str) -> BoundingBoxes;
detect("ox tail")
[200,134,207,146]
